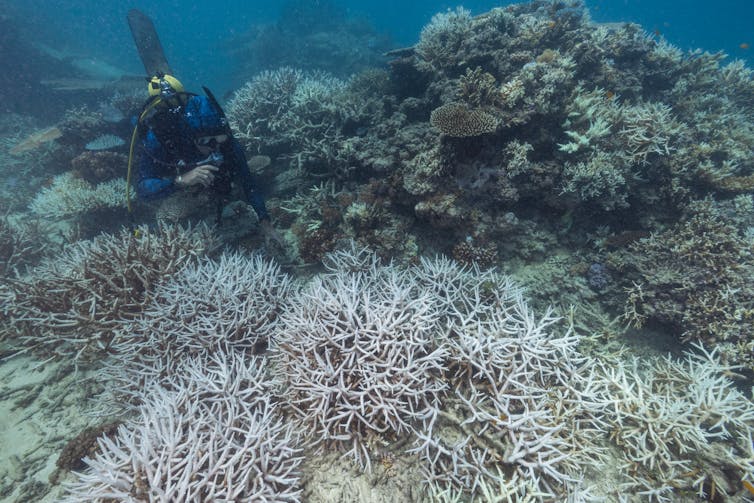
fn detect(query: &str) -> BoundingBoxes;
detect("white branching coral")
[594,345,754,500]
[8,238,754,502]
[416,7,473,70]
[559,87,683,163]
[227,68,345,151]
[272,247,608,498]
[558,86,686,209]
[102,251,293,406]
[273,248,448,470]
[561,150,631,209]
[62,353,303,502]
[558,86,622,154]
[290,73,347,110]
[6,223,217,360]
[226,67,305,137]
[29,172,128,218]
[410,256,604,499]
[619,101,682,164]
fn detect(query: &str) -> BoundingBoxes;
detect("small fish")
[740,43,750,50]
[605,90,615,100]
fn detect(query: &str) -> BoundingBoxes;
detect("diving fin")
[127,9,172,77]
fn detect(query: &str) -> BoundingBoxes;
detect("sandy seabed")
[0,354,97,502]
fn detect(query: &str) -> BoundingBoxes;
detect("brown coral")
[706,173,754,193]
[296,227,337,264]
[452,240,498,267]
[429,103,499,137]
[618,205,754,347]
[0,217,48,277]
[458,67,500,108]
[70,151,127,183]
[414,194,465,228]
[6,224,218,360]
[55,421,122,472]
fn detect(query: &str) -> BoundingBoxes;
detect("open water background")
[7,0,753,97]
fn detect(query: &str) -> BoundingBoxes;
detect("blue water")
[9,0,754,98]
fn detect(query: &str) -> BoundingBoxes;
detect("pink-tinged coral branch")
[273,253,448,471]
[62,352,303,502]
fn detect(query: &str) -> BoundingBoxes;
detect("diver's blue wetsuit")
[136,95,269,221]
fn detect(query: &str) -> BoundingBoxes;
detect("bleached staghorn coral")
[274,247,605,498]
[559,87,683,164]
[558,86,685,209]
[273,248,448,470]
[226,67,304,138]
[29,172,128,218]
[594,346,754,500]
[415,7,473,71]
[62,353,303,502]
[561,150,631,208]
[410,256,605,499]
[279,181,343,232]
[0,216,48,277]
[226,67,349,174]
[101,251,293,408]
[5,223,217,360]
[558,86,622,154]
[618,101,682,165]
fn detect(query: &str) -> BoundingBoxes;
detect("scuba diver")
[126,9,284,254]
[128,73,284,250]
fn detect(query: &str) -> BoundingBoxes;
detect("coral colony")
[8,241,754,501]
[4,0,754,502]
